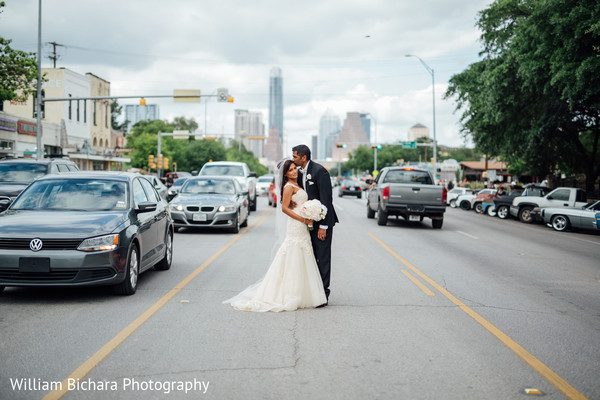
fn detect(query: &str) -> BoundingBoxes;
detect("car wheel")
[474,202,483,214]
[496,205,509,219]
[114,244,139,295]
[367,202,375,219]
[173,226,179,233]
[231,212,241,233]
[518,206,534,224]
[249,195,257,212]
[460,200,471,210]
[432,218,443,229]
[449,199,457,208]
[357,193,362,199]
[377,204,388,226]
[155,230,173,271]
[240,209,248,227]
[551,215,570,232]
[486,205,496,217]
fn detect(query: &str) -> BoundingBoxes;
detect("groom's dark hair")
[292,144,311,160]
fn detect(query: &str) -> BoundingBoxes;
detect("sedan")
[0,172,174,296]
[338,179,363,198]
[541,200,600,232]
[169,176,249,233]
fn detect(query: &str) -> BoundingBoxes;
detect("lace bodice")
[285,184,311,241]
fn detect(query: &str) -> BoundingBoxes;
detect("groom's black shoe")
[316,302,328,308]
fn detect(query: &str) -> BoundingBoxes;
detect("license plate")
[409,215,421,221]
[193,213,207,222]
[19,257,50,273]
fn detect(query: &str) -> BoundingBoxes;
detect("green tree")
[182,139,227,172]
[110,100,128,131]
[0,37,39,103]
[445,0,600,193]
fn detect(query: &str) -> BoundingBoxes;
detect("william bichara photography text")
[9,377,210,395]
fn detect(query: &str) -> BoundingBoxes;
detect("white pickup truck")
[509,187,588,223]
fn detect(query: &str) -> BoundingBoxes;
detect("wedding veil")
[271,157,291,260]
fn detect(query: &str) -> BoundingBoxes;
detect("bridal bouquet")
[299,199,327,231]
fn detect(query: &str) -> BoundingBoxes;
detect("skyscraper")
[235,109,265,158]
[124,104,159,133]
[318,110,340,160]
[269,67,283,141]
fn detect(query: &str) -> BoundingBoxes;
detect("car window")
[139,177,160,202]
[0,163,48,183]
[200,164,244,177]
[383,170,432,184]
[576,190,587,202]
[133,179,150,206]
[67,164,79,171]
[57,164,71,172]
[183,179,235,194]
[11,179,128,211]
[550,189,570,201]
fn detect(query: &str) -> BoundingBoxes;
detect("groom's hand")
[317,228,326,240]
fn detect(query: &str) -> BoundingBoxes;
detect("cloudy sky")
[3,0,492,150]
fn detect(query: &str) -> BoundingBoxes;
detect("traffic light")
[172,162,177,171]
[163,157,169,170]
[228,96,234,103]
[371,144,382,149]
[148,154,154,166]
[156,154,163,168]
[140,97,146,106]
[336,143,347,149]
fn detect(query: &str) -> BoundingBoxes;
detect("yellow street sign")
[174,89,201,103]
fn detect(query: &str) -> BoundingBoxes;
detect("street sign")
[217,88,229,102]
[173,90,201,103]
[402,141,416,149]
[173,130,190,140]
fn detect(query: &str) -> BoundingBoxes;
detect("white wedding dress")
[224,185,327,312]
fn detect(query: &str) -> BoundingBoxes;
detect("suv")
[0,158,80,211]
[199,161,257,212]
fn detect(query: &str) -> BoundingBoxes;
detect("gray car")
[169,176,249,233]
[541,200,600,232]
[0,172,173,295]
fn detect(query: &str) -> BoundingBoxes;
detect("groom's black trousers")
[309,228,333,299]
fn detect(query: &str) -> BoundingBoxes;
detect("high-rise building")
[359,113,372,142]
[318,110,340,160]
[264,125,283,162]
[124,104,159,133]
[332,112,369,161]
[269,67,283,142]
[235,109,265,158]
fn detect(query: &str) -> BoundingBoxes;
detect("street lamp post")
[36,0,43,160]
[365,113,378,172]
[405,54,437,168]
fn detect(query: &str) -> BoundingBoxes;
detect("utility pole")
[48,41,64,68]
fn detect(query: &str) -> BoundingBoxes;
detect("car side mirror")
[136,201,158,213]
[242,190,249,196]
[249,172,257,178]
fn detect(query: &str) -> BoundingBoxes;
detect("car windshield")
[172,178,187,187]
[182,179,236,195]
[383,170,432,184]
[200,165,244,177]
[258,176,273,183]
[343,180,358,186]
[11,179,129,211]
[0,163,47,183]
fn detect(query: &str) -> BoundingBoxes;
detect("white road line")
[456,231,479,240]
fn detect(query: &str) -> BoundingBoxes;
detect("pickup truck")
[366,166,447,229]
[509,187,587,223]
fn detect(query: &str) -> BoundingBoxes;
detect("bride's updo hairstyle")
[278,159,295,204]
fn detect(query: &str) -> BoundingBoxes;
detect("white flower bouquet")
[299,199,327,231]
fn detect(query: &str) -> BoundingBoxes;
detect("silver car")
[541,200,600,232]
[169,177,249,233]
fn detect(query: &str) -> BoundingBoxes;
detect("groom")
[292,144,338,305]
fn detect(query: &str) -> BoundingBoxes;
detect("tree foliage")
[445,0,600,192]
[0,36,39,103]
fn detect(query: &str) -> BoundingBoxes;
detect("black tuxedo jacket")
[299,161,339,229]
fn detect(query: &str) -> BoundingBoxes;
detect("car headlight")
[78,234,119,252]
[218,205,235,212]
[170,204,184,212]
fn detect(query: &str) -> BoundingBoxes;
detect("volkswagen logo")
[30,238,43,252]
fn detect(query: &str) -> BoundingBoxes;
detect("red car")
[268,178,277,207]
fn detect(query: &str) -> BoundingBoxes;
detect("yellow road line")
[368,232,588,400]
[43,207,274,400]
[400,270,435,296]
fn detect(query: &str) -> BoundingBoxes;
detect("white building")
[235,109,265,158]
[124,104,160,132]
[408,123,430,142]
[318,110,340,160]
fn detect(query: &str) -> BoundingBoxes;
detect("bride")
[223,159,327,312]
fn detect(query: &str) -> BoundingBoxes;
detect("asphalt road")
[1,192,599,400]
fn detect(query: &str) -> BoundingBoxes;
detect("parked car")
[0,172,174,295]
[167,177,189,202]
[268,177,277,207]
[541,200,600,232]
[169,176,249,233]
[256,174,275,196]
[493,185,547,219]
[455,189,484,210]
[366,166,446,229]
[338,179,363,198]
[140,174,168,201]
[447,187,475,208]
[199,161,257,212]
[0,157,80,212]
[510,187,588,223]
